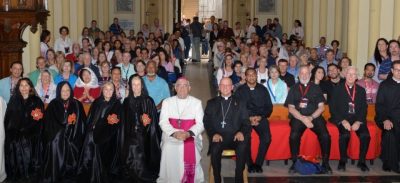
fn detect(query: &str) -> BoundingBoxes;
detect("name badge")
[299,98,308,109]
[348,102,355,114]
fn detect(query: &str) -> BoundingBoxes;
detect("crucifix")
[221,121,226,128]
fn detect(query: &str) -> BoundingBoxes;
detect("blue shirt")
[143,75,170,105]
[378,57,392,75]
[319,59,338,73]
[54,74,78,88]
[264,78,288,104]
[117,63,136,82]
[0,77,13,103]
[287,66,299,81]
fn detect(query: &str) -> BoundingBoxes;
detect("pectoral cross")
[178,119,181,128]
[221,121,226,128]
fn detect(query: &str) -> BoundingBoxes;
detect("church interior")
[0,0,400,182]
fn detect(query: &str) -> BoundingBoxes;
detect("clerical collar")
[221,95,231,100]
[301,82,309,87]
[393,77,400,84]
[347,83,354,88]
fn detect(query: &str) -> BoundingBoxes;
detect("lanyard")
[266,79,277,102]
[299,83,310,98]
[122,64,130,80]
[345,84,356,103]
[221,98,232,128]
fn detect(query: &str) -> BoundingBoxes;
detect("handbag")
[294,155,322,175]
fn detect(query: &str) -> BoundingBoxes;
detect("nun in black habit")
[76,82,124,183]
[120,74,161,182]
[41,81,87,182]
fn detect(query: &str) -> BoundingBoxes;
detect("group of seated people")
[205,62,400,182]
[206,21,400,181]
[0,15,400,182]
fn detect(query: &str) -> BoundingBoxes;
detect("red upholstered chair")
[250,104,381,165]
[347,122,381,164]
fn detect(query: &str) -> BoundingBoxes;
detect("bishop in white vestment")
[158,77,204,183]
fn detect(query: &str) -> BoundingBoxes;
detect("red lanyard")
[345,84,356,103]
[299,84,310,98]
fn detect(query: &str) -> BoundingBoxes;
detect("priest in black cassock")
[5,78,44,182]
[204,77,250,183]
[284,65,332,174]
[42,81,87,182]
[375,60,400,173]
[329,67,370,172]
[76,82,124,183]
[120,75,161,182]
[235,68,273,173]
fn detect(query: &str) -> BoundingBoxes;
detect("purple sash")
[169,118,196,183]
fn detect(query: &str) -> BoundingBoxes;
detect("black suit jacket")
[203,96,250,138]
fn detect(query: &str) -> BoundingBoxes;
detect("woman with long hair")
[77,82,123,183]
[41,81,87,182]
[5,78,44,182]
[53,51,66,73]
[311,66,328,100]
[216,54,234,85]
[121,74,161,182]
[370,38,389,82]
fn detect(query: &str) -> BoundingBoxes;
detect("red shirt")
[66,53,78,62]
[73,86,100,103]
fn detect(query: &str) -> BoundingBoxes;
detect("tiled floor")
[184,60,400,182]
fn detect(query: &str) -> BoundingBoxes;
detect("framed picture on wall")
[257,0,276,14]
[115,0,135,13]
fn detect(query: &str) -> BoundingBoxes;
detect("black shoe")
[255,164,263,173]
[288,163,296,174]
[247,164,256,173]
[357,162,369,172]
[382,163,391,172]
[337,161,346,172]
[322,163,333,174]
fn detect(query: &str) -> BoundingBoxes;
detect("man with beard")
[321,63,344,102]
[143,61,170,110]
[357,63,380,104]
[285,65,332,174]
[235,68,273,173]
